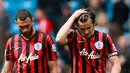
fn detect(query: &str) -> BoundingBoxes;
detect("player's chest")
[12,40,45,62]
[74,37,105,59]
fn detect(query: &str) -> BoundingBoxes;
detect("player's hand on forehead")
[72,8,88,19]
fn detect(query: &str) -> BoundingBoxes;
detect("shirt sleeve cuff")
[108,52,118,58]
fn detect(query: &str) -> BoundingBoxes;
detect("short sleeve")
[67,29,74,43]
[4,38,14,61]
[105,34,118,58]
[46,35,57,61]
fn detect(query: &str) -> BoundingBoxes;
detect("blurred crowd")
[0,0,130,73]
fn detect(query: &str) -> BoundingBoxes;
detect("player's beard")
[20,27,33,38]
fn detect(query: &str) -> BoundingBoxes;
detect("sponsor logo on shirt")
[18,53,39,63]
[79,48,100,59]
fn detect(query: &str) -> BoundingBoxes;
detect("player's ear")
[93,20,97,26]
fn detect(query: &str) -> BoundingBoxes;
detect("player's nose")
[84,30,89,34]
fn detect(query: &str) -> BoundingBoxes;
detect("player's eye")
[25,25,29,28]
[87,27,91,29]
[80,28,85,31]
[19,26,24,29]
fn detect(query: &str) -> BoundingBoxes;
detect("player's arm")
[56,9,87,45]
[2,38,14,73]
[105,34,121,73]
[109,56,121,73]
[46,35,58,73]
[48,60,58,73]
[1,61,14,73]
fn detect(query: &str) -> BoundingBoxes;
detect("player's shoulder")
[7,34,20,42]
[95,30,111,39]
[69,29,74,31]
[36,30,50,39]
[36,30,48,36]
[68,29,75,33]
[95,30,108,35]
[9,34,19,39]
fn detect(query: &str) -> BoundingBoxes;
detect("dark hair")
[16,9,32,21]
[77,7,96,24]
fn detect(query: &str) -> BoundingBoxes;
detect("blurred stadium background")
[0,0,130,73]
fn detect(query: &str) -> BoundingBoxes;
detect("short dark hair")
[78,7,96,24]
[16,9,32,21]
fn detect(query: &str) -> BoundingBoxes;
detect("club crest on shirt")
[95,41,103,50]
[34,43,42,51]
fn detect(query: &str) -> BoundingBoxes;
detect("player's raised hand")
[71,9,88,20]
